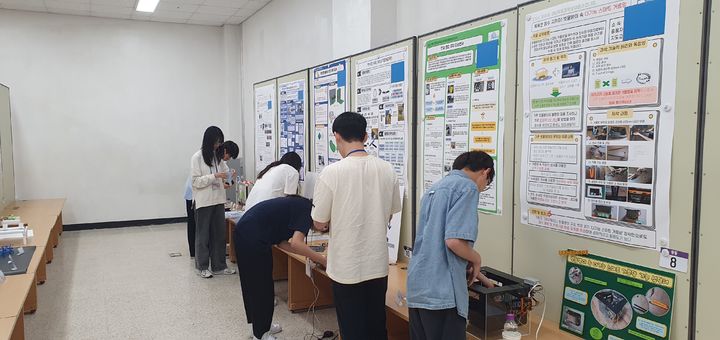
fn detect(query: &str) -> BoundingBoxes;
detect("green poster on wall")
[421,20,507,215]
[560,253,675,340]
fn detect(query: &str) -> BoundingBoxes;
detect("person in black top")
[234,195,328,340]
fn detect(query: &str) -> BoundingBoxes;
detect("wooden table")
[1,215,57,284]
[0,199,65,340]
[0,316,23,340]
[2,199,65,249]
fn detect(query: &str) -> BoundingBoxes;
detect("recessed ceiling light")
[136,0,160,13]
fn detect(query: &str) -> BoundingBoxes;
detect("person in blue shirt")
[407,151,496,340]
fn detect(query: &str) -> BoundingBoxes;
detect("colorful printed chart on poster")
[353,42,413,262]
[278,78,307,179]
[353,46,410,187]
[560,253,675,339]
[254,82,276,175]
[520,0,679,248]
[421,20,507,215]
[311,59,348,172]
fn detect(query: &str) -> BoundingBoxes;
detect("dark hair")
[332,112,367,143]
[257,151,302,179]
[201,126,224,167]
[452,151,495,185]
[216,141,239,160]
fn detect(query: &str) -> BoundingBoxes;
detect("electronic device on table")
[467,267,543,339]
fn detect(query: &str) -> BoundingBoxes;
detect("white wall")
[238,0,334,174]
[395,0,523,38]
[0,9,228,224]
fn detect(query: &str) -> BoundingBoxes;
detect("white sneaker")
[198,270,213,278]
[269,323,282,334]
[252,333,277,340]
[212,268,236,275]
[248,324,281,339]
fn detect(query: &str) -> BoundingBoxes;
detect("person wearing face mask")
[406,151,496,340]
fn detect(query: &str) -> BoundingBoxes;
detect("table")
[0,199,65,340]
[274,243,580,340]
[0,317,23,340]
[2,199,66,250]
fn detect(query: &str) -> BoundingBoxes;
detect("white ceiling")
[0,0,270,26]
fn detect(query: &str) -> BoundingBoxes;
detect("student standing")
[184,141,236,259]
[407,151,496,340]
[234,196,327,340]
[184,175,196,257]
[191,126,236,278]
[244,151,302,211]
[311,112,401,340]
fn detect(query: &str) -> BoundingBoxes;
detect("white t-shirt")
[311,155,401,284]
[245,164,300,211]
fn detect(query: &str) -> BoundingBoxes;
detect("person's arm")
[446,239,483,285]
[277,231,327,267]
[192,155,224,189]
[284,169,300,196]
[443,188,483,286]
[311,177,332,229]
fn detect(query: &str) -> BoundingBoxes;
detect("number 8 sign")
[659,247,689,273]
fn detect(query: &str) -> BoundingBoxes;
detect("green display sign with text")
[560,253,675,340]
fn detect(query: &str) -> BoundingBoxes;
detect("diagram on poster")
[560,253,675,339]
[254,83,276,175]
[520,0,679,248]
[354,46,410,187]
[278,79,306,179]
[312,60,348,172]
[421,20,507,215]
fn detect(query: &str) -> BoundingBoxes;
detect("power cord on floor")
[303,265,338,340]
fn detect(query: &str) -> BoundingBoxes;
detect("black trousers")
[186,200,196,257]
[409,307,467,340]
[235,231,274,339]
[331,276,388,340]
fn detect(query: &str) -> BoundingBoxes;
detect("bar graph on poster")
[520,0,679,248]
[421,20,508,215]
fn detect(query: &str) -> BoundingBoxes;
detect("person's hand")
[316,255,327,268]
[223,183,231,189]
[467,260,482,286]
[476,273,495,288]
[215,172,227,179]
[231,169,237,177]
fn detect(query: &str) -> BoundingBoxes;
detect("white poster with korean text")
[520,0,679,248]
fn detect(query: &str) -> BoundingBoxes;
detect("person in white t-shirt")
[244,152,302,211]
[311,112,401,340]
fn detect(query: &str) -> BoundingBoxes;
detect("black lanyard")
[346,149,367,157]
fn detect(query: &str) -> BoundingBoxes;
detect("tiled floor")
[25,223,339,340]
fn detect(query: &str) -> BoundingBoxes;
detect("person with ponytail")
[407,151,496,340]
[244,152,302,212]
[190,126,236,279]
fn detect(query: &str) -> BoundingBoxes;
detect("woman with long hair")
[190,126,236,278]
[244,152,302,211]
